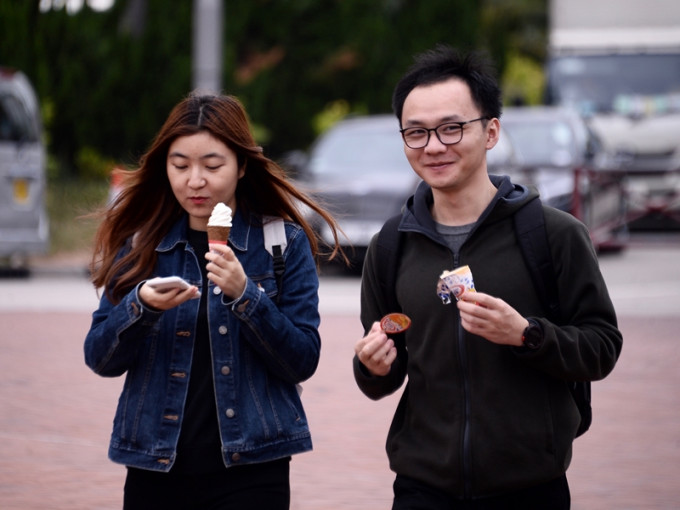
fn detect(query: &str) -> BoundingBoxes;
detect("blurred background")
[1,0,679,270]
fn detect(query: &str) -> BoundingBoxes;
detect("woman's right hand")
[138,282,200,311]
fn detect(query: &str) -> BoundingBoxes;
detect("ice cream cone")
[207,202,233,248]
[207,225,231,245]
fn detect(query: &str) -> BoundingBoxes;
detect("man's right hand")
[354,321,398,376]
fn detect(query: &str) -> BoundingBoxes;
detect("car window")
[0,92,38,142]
[310,126,406,176]
[503,120,575,167]
[549,53,680,114]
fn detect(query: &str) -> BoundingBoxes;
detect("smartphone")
[146,276,200,297]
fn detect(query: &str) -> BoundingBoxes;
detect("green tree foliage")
[480,0,548,105]
[2,0,192,176]
[0,0,547,178]
[223,0,484,155]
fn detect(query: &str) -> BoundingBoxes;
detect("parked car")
[0,67,49,270]
[288,115,419,269]
[493,106,628,251]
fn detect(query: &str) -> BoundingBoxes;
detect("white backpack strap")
[262,216,287,257]
[263,216,301,393]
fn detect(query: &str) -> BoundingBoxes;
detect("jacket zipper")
[458,318,473,498]
[453,252,473,498]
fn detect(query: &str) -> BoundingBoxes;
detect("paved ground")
[1,244,679,509]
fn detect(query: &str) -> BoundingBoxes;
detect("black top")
[172,228,224,474]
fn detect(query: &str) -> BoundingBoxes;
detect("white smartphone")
[146,276,201,297]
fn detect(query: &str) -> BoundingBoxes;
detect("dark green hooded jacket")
[354,175,622,498]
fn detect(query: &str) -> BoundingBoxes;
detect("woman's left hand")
[205,244,247,300]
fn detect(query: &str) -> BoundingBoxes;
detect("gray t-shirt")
[435,221,474,258]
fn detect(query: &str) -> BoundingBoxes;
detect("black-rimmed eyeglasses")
[400,117,489,149]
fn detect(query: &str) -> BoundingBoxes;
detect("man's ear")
[485,118,501,150]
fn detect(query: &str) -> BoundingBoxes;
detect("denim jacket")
[84,211,321,472]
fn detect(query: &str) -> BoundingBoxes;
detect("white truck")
[545,0,680,229]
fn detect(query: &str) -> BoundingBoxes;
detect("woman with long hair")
[85,93,345,509]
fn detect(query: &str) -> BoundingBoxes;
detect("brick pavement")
[1,310,678,509]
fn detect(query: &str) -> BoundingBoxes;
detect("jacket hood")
[400,175,537,241]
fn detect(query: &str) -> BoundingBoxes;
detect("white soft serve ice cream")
[208,203,232,227]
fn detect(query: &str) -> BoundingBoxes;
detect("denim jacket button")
[225,408,235,418]
[221,365,231,375]
[218,325,228,335]
[231,452,241,462]
[213,286,222,295]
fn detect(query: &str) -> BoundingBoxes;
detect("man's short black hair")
[392,45,503,125]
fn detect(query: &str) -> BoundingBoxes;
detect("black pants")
[123,458,290,510]
[392,474,570,510]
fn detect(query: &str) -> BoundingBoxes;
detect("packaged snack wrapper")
[436,265,476,305]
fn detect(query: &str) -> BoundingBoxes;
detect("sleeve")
[84,282,164,377]
[353,233,408,400]
[229,225,321,384]
[515,208,623,382]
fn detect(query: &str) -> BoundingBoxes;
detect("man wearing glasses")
[353,45,622,509]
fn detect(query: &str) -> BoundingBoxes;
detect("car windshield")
[309,125,406,176]
[0,92,38,142]
[503,120,575,167]
[548,53,680,115]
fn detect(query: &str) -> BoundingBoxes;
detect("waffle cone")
[207,225,230,244]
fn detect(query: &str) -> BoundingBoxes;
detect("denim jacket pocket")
[249,272,279,301]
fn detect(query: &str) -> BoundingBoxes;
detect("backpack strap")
[513,197,561,322]
[372,213,411,360]
[513,198,591,437]
[263,217,286,304]
[375,214,404,314]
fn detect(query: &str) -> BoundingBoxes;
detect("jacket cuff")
[229,278,260,316]
[353,354,399,400]
[131,282,164,322]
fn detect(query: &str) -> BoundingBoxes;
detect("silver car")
[291,115,419,268]
[0,67,49,268]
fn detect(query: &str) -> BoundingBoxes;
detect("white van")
[0,67,49,268]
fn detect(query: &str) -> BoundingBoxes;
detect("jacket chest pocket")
[250,273,279,300]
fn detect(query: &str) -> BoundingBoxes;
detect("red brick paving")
[1,312,678,509]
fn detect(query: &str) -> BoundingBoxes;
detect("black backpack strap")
[372,213,410,358]
[375,214,403,314]
[272,245,284,304]
[263,217,287,305]
[513,197,591,437]
[513,197,561,322]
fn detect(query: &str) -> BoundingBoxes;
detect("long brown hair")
[90,93,346,303]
